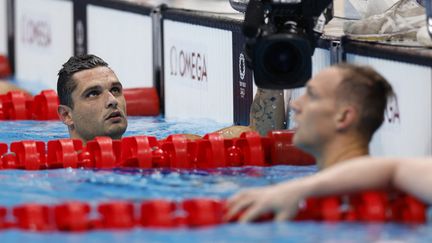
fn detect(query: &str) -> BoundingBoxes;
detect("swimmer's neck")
[316,137,369,170]
[70,133,88,145]
[69,129,124,145]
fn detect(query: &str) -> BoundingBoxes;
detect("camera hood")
[251,33,312,89]
[242,0,332,89]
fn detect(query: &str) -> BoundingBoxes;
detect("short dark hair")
[335,63,395,141]
[57,54,108,108]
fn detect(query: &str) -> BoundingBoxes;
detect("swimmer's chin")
[107,130,126,140]
[106,125,127,139]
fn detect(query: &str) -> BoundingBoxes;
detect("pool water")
[0,117,430,243]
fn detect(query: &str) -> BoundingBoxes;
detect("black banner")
[232,30,253,126]
[7,0,15,74]
[73,0,87,56]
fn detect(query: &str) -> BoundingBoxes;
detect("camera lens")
[252,33,313,89]
[263,42,300,75]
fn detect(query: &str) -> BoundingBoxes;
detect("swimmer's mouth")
[106,111,123,120]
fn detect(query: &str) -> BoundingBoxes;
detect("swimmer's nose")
[290,97,301,114]
[106,92,118,109]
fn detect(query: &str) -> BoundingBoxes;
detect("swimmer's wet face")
[57,55,128,143]
[68,67,127,142]
[290,67,344,153]
[290,64,394,158]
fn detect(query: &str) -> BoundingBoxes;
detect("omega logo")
[386,97,400,124]
[21,15,52,48]
[239,53,246,80]
[169,46,208,82]
[386,105,400,124]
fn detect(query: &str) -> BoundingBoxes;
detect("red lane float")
[0,143,7,156]
[196,133,226,168]
[0,131,316,170]
[13,204,52,231]
[0,55,11,78]
[267,130,315,165]
[32,90,59,120]
[1,154,17,169]
[0,97,4,119]
[140,200,177,228]
[10,140,46,170]
[0,90,58,121]
[54,202,91,231]
[238,132,265,166]
[292,191,428,224]
[183,198,224,227]
[0,192,426,232]
[0,207,7,229]
[98,201,136,229]
[86,137,121,169]
[47,139,83,169]
[120,136,157,168]
[0,88,160,121]
[162,134,190,169]
[123,87,160,116]
[1,91,32,120]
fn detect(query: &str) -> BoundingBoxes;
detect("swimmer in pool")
[226,63,399,221]
[57,55,128,143]
[56,54,284,143]
[215,64,394,169]
[289,63,395,169]
[226,156,432,222]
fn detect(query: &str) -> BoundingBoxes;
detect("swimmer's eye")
[306,88,317,99]
[86,90,101,98]
[111,86,122,95]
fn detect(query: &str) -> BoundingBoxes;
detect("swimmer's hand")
[225,180,309,223]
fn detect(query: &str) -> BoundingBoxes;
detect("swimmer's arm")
[227,157,432,222]
[249,88,285,136]
[392,158,432,203]
[288,157,432,203]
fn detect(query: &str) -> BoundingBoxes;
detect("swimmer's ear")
[335,106,357,131]
[58,105,74,127]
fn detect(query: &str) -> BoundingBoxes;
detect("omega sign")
[239,53,246,80]
[169,46,208,82]
[20,14,52,48]
[385,96,400,124]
